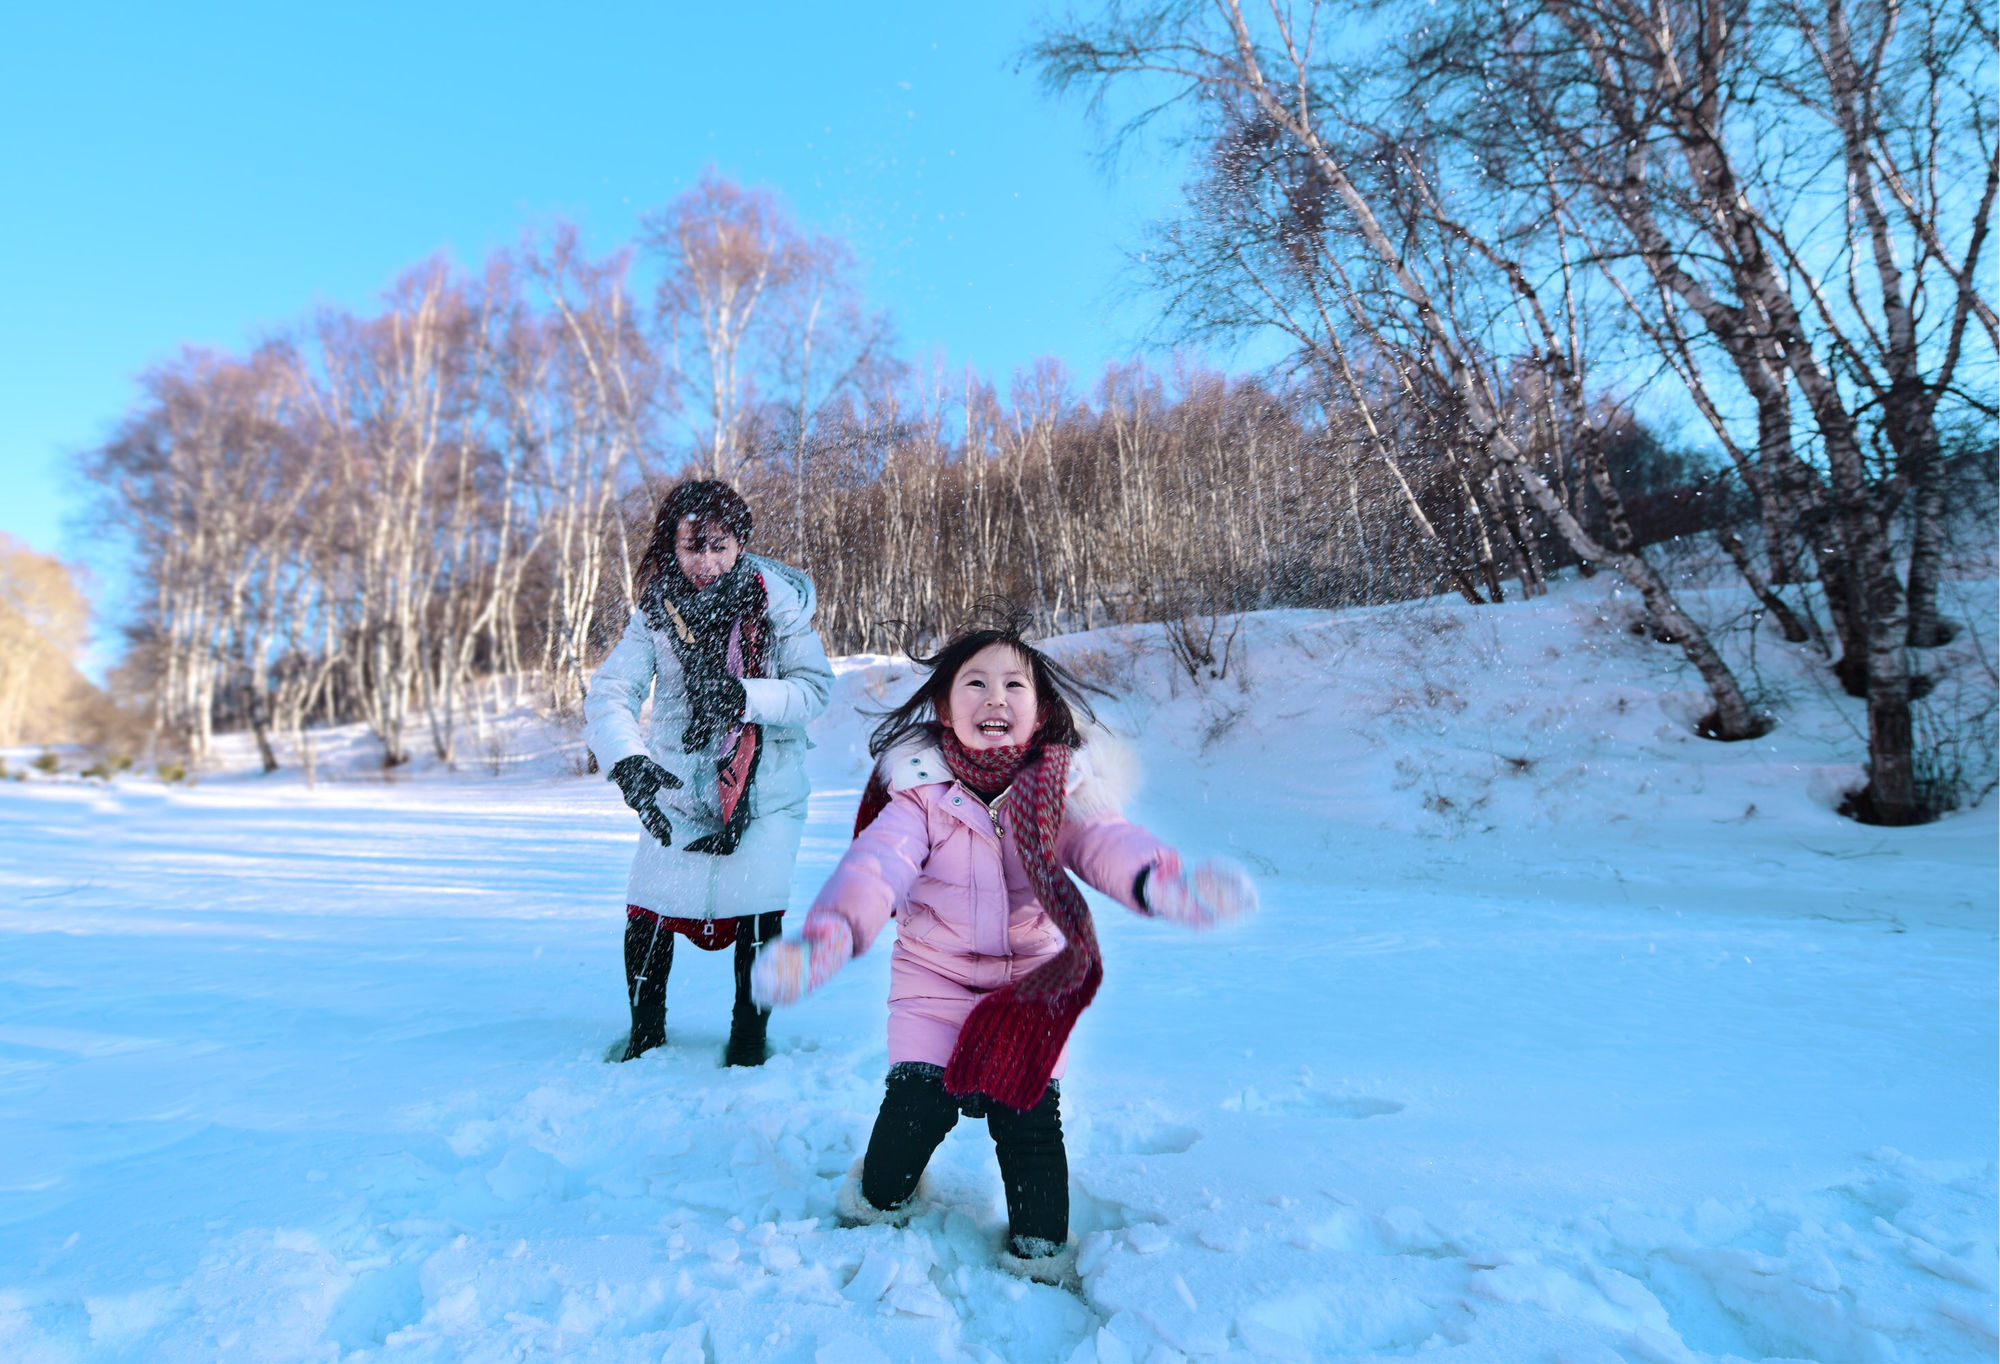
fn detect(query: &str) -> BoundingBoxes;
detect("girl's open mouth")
[977,719,1011,736]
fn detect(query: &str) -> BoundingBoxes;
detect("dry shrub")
[0,536,106,746]
[1056,636,1146,694]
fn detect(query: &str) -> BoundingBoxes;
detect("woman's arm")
[741,562,834,729]
[582,611,657,769]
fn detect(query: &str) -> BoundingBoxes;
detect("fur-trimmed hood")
[874,723,1138,823]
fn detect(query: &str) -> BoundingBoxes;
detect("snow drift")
[0,574,1993,1362]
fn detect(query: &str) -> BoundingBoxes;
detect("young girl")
[752,621,1256,1283]
[585,479,833,1066]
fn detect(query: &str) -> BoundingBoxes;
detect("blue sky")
[0,2,1196,572]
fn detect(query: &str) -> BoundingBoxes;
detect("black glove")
[681,673,748,753]
[609,754,680,846]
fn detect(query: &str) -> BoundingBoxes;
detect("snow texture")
[1,575,1994,1362]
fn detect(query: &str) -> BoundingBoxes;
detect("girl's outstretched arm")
[810,791,931,948]
[1061,817,1260,929]
[1057,814,1172,914]
[751,790,931,1007]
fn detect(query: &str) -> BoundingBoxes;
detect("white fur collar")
[876,724,1137,821]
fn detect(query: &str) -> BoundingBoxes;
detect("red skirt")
[626,905,782,951]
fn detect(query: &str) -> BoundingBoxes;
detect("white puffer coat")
[583,555,834,918]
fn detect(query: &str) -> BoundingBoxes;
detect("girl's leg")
[725,911,785,1067]
[859,1063,962,1212]
[986,1084,1068,1250]
[622,913,674,1061]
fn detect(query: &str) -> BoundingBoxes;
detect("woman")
[584,479,833,1065]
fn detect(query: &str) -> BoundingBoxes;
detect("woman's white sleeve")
[583,612,657,769]
[741,590,834,729]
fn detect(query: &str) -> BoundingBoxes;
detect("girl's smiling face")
[940,642,1040,750]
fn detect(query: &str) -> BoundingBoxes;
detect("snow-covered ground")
[1,575,1994,1363]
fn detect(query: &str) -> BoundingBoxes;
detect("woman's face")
[940,642,1040,751]
[674,518,741,590]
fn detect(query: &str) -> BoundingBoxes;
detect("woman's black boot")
[724,912,783,1067]
[622,913,674,1061]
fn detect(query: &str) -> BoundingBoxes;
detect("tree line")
[81,178,1716,774]
[83,0,1994,826]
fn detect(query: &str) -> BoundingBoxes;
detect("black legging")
[860,1062,1068,1249]
[623,910,783,1060]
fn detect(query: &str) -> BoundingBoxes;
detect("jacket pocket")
[750,735,808,816]
[1011,917,1064,956]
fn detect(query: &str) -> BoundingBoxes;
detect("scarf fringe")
[936,734,1101,1111]
[942,959,1102,1111]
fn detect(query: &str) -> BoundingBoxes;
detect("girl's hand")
[750,911,854,1007]
[1144,856,1259,929]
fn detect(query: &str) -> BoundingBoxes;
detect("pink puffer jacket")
[811,730,1169,1075]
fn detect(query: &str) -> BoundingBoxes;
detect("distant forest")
[74,0,1996,826]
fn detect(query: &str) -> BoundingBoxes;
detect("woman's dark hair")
[867,604,1106,758]
[633,480,754,597]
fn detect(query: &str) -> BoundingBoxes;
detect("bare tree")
[0,535,95,747]
[521,229,659,709]
[645,171,819,483]
[1033,0,1769,739]
[1400,0,1996,819]
[303,262,475,766]
[83,344,309,764]
[767,234,899,554]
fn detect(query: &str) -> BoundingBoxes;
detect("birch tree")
[1403,0,1996,820]
[1034,0,1768,739]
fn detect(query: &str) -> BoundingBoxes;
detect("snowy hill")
[1,575,1994,1362]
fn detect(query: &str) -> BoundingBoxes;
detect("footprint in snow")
[1223,1085,1404,1119]
[1094,1122,1203,1156]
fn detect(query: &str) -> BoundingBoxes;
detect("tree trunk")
[1902,436,1958,648]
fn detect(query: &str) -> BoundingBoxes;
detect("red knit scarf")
[936,730,1102,1110]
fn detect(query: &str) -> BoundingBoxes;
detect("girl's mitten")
[609,754,680,846]
[751,911,854,1008]
[1144,855,1259,929]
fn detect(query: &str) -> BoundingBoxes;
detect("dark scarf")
[934,729,1102,1111]
[641,560,769,854]
[643,559,767,667]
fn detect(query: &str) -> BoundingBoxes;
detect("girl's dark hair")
[867,604,1106,758]
[633,480,755,597]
